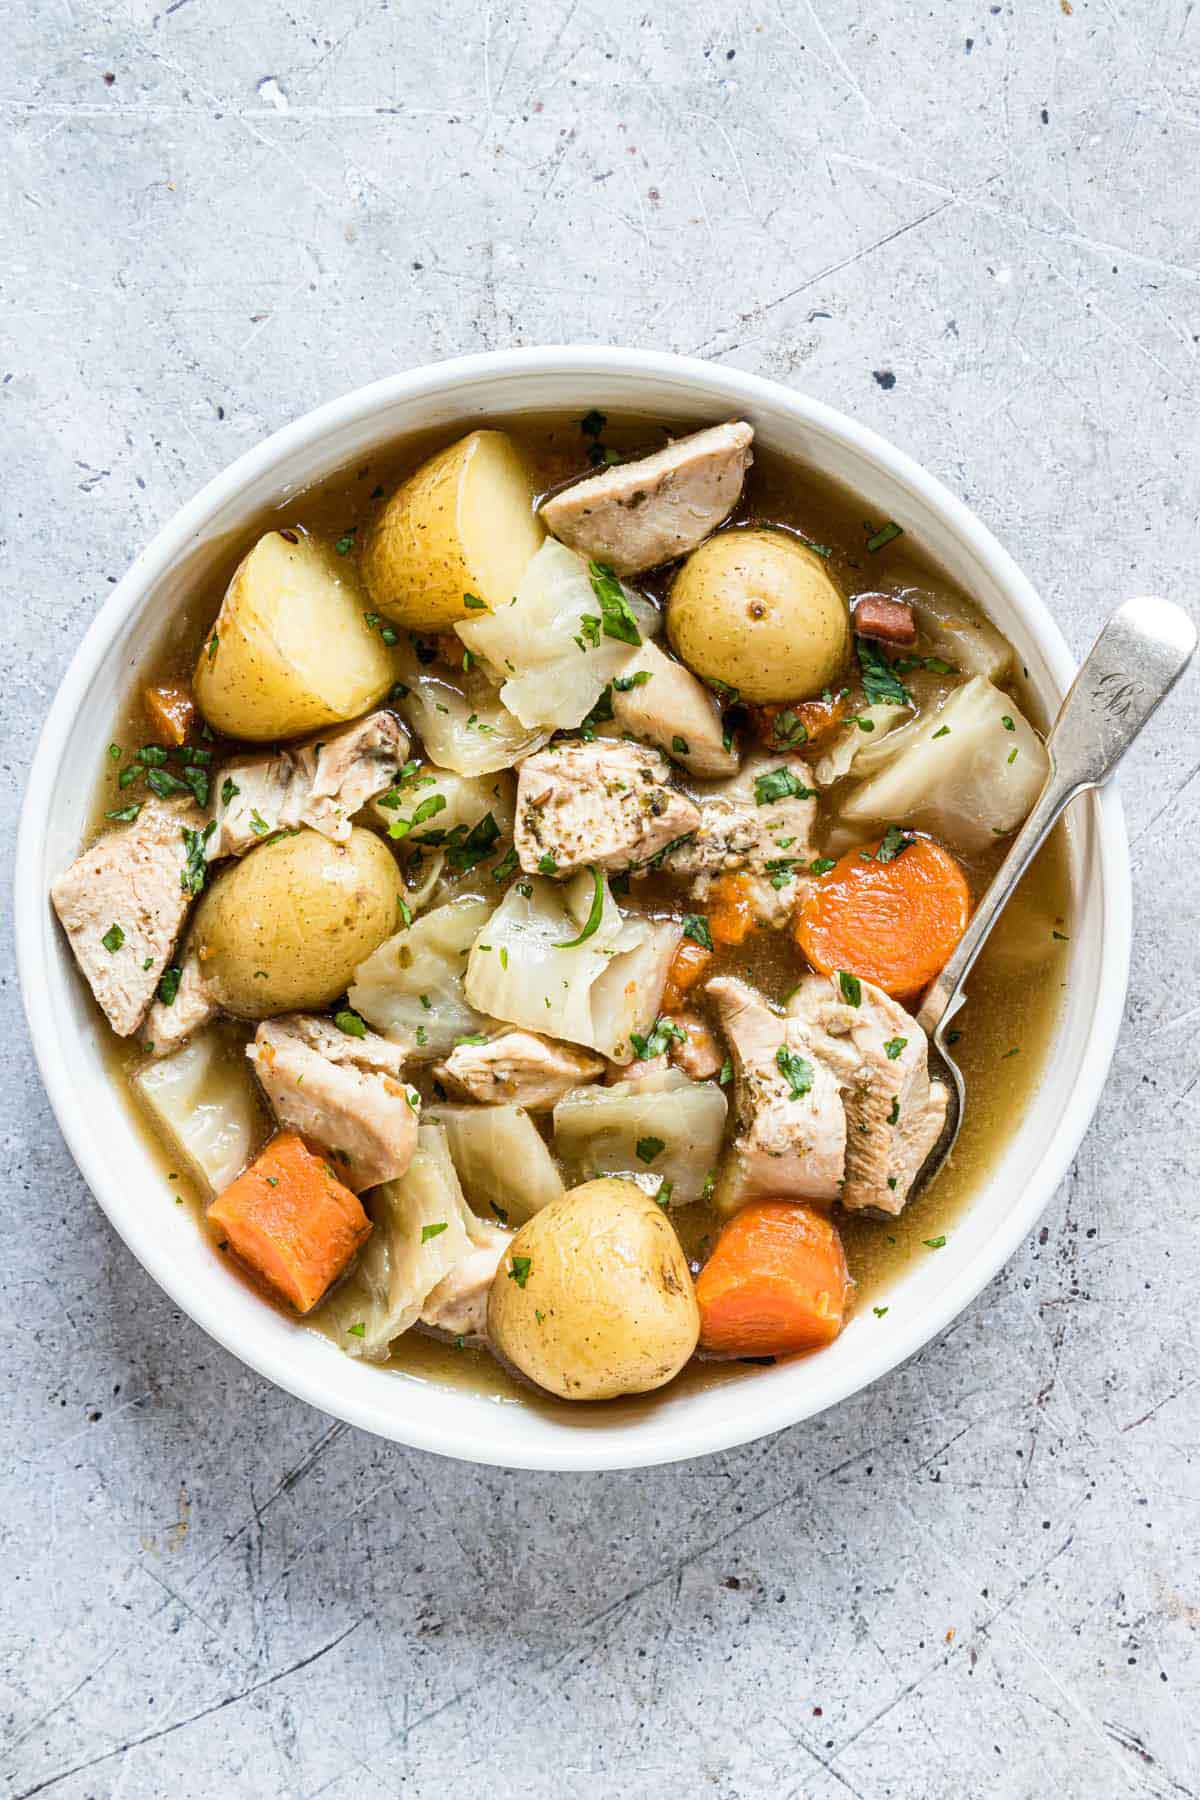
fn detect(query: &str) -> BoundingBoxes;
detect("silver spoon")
[911,596,1196,1197]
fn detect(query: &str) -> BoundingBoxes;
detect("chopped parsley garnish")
[421,1221,449,1244]
[415,1025,428,1047]
[923,1235,946,1250]
[462,592,487,610]
[893,653,957,675]
[180,820,216,896]
[636,1136,666,1164]
[207,630,219,664]
[419,993,432,1010]
[249,809,271,837]
[770,709,807,748]
[865,824,916,864]
[380,625,398,646]
[838,971,862,1007]
[613,669,652,692]
[101,923,125,954]
[556,865,605,947]
[587,561,641,646]
[156,966,182,1006]
[445,811,501,873]
[810,856,837,875]
[221,776,240,807]
[865,520,903,552]
[1001,714,1015,731]
[492,845,519,883]
[454,1033,488,1046]
[718,1057,733,1086]
[579,684,615,738]
[105,803,141,823]
[856,635,913,708]
[537,853,558,875]
[108,743,121,761]
[883,1036,908,1060]
[1007,747,1018,765]
[1052,929,1069,942]
[888,1096,901,1126]
[631,1017,687,1060]
[397,896,413,929]
[873,1305,889,1318]
[707,677,740,703]
[932,725,951,740]
[682,914,713,951]
[347,1322,366,1338]
[335,528,357,555]
[577,613,602,650]
[1001,1046,1021,1059]
[754,766,816,805]
[776,1046,814,1100]
[671,735,690,755]
[508,1255,533,1288]
[490,1199,509,1224]
[580,408,606,437]
[334,1009,368,1039]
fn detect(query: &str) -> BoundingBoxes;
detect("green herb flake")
[932,725,951,740]
[883,1036,908,1060]
[671,735,690,755]
[718,1057,733,1086]
[776,1045,814,1100]
[334,1009,368,1040]
[636,1135,666,1164]
[1001,715,1015,731]
[682,914,713,951]
[538,853,558,876]
[754,766,816,806]
[454,1033,488,1047]
[462,592,487,610]
[856,635,913,709]
[101,923,125,954]
[206,630,219,665]
[249,809,271,838]
[923,1235,947,1250]
[419,994,432,1010]
[335,528,357,556]
[508,1255,533,1289]
[421,1222,449,1244]
[1052,929,1069,942]
[873,1305,889,1318]
[838,970,862,1007]
[492,845,519,884]
[587,561,641,646]
[580,408,607,437]
[866,520,903,552]
[556,865,606,948]
[105,803,142,823]
[613,669,652,692]
[810,856,837,875]
[888,1096,901,1126]
[156,966,182,1006]
[347,1322,366,1338]
[631,1017,687,1060]
[1007,747,1018,765]
[869,824,916,864]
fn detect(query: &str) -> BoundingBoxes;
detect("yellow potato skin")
[361,429,544,631]
[487,1178,700,1401]
[193,827,403,1019]
[667,527,851,703]
[194,531,394,741]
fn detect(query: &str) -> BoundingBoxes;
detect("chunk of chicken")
[514,740,700,877]
[247,1014,418,1192]
[50,798,206,1036]
[540,421,754,576]
[210,710,408,859]
[419,1224,509,1342]
[143,941,218,1055]
[434,1030,604,1111]
[668,752,819,927]
[606,640,738,779]
[786,975,947,1216]
[667,1013,723,1080]
[708,977,846,1210]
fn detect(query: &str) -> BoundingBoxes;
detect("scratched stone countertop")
[2,2,1198,1796]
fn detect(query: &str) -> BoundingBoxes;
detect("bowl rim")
[15,345,1131,1470]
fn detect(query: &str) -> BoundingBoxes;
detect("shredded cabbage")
[553,1068,727,1205]
[349,895,496,1056]
[464,872,680,1062]
[456,541,659,731]
[390,637,548,776]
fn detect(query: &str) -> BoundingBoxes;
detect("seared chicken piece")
[514,740,700,877]
[709,977,846,1209]
[667,1013,723,1080]
[434,1030,605,1111]
[786,975,947,1216]
[668,752,819,927]
[420,1224,510,1341]
[606,640,739,779]
[248,1014,418,1191]
[210,710,408,858]
[50,797,206,1036]
[143,940,218,1055]
[540,421,754,576]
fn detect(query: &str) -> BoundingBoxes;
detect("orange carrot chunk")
[208,1132,371,1313]
[707,871,761,947]
[143,683,196,746]
[749,693,849,752]
[661,937,713,1012]
[696,1201,850,1357]
[794,830,970,1000]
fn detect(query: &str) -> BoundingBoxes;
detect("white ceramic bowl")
[16,347,1130,1471]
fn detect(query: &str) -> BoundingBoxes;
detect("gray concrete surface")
[3,2,1199,1795]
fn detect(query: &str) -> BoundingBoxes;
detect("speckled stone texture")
[3,3,1198,1796]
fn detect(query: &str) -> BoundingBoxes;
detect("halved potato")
[361,429,545,631]
[194,530,394,741]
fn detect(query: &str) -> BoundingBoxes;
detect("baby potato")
[361,429,545,631]
[194,530,394,741]
[667,527,851,703]
[487,1177,700,1401]
[193,826,403,1018]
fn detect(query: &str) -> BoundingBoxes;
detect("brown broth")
[93,411,1070,1407]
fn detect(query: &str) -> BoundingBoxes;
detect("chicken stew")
[56,411,1068,1406]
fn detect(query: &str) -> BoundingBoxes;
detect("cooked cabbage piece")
[908,587,1013,682]
[813,704,910,786]
[553,1068,727,1206]
[464,873,680,1063]
[427,1103,565,1226]
[456,541,659,731]
[348,895,495,1056]
[319,1122,493,1359]
[133,1026,265,1196]
[840,676,1049,852]
[390,637,548,776]
[369,762,515,884]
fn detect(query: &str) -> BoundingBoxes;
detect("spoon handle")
[917,596,1196,1038]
